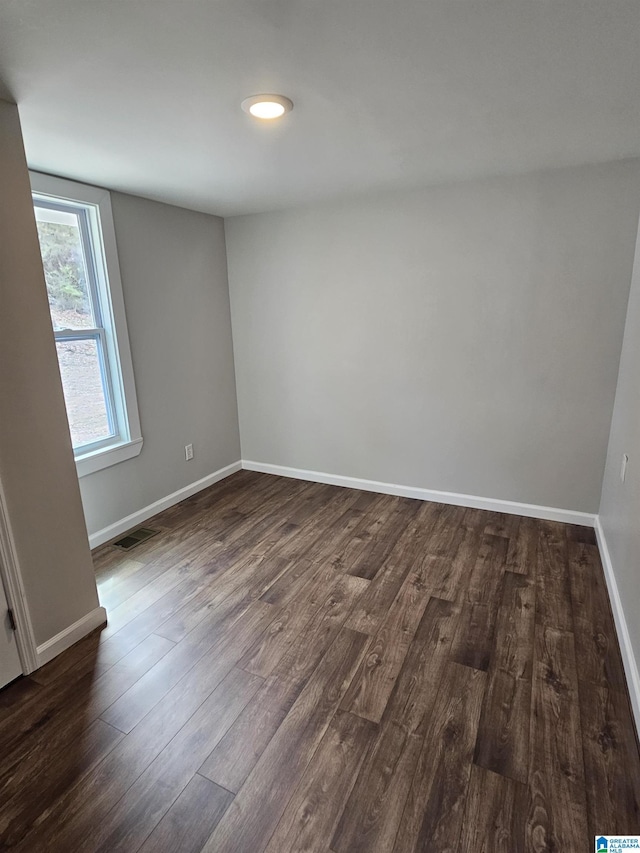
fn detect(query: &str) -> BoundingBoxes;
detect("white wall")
[227,161,640,513]
[0,99,101,647]
[79,193,241,539]
[599,210,640,711]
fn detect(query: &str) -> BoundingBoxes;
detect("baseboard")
[241,460,596,527]
[88,461,242,549]
[36,606,107,668]
[594,517,640,738]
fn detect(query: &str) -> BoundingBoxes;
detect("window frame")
[30,172,143,477]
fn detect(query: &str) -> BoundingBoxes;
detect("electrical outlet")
[621,453,629,483]
[185,443,194,461]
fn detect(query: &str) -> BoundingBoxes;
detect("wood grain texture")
[91,667,261,853]
[238,563,348,678]
[264,710,375,853]
[340,567,431,723]
[393,662,486,853]
[332,597,458,853]
[473,669,531,783]
[137,775,233,853]
[0,633,173,835]
[0,471,635,853]
[506,517,538,576]
[338,496,420,581]
[431,513,483,599]
[199,627,369,853]
[473,572,535,782]
[526,625,589,852]
[457,764,526,853]
[569,540,627,690]
[201,572,367,792]
[99,591,268,733]
[465,531,509,605]
[535,519,573,632]
[578,682,640,838]
[14,600,274,852]
[344,501,443,634]
[450,533,508,670]
[0,718,124,848]
[490,571,536,680]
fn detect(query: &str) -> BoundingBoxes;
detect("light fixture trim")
[241,94,294,120]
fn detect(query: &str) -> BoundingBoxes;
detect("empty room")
[1,1,639,851]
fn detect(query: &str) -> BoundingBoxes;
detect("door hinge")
[7,608,16,631]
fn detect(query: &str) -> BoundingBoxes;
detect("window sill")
[75,437,143,478]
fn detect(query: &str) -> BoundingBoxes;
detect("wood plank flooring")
[0,469,639,852]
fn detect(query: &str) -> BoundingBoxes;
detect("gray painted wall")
[0,100,100,646]
[600,213,640,680]
[79,193,241,538]
[227,161,640,513]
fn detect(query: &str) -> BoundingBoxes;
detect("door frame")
[0,475,38,674]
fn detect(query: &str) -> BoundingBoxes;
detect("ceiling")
[0,0,639,217]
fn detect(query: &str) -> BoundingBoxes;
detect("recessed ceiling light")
[241,94,293,120]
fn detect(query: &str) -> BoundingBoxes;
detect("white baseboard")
[594,517,640,737]
[241,460,596,527]
[36,606,107,668]
[88,461,242,549]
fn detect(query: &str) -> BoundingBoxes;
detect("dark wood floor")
[1,470,639,852]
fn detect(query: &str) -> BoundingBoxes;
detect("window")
[30,173,142,477]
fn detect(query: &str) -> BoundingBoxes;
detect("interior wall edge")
[35,606,107,668]
[241,460,596,527]
[594,516,640,740]
[0,476,38,674]
[88,460,242,549]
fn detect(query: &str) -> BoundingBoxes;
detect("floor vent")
[112,527,159,550]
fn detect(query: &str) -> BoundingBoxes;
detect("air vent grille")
[113,527,158,550]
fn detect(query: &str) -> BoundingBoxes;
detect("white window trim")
[30,172,143,477]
